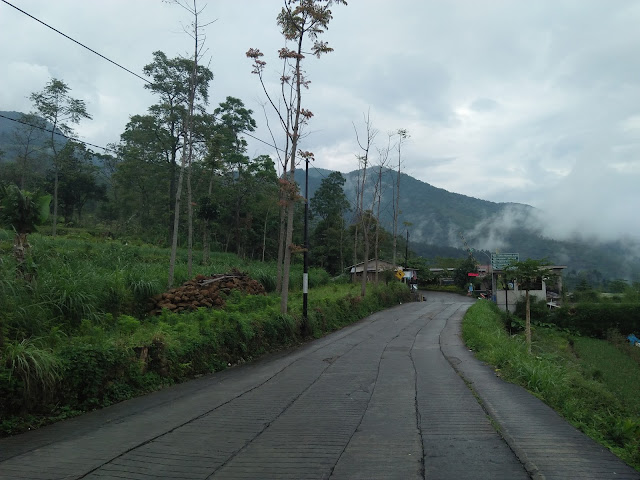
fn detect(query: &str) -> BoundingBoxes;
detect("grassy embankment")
[462,300,640,471]
[0,230,410,436]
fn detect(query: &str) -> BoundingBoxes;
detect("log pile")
[149,270,266,315]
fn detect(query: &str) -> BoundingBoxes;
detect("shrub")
[1,339,61,411]
[551,303,640,338]
[58,340,137,409]
[514,297,550,324]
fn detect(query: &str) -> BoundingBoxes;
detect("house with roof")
[348,260,418,284]
[490,264,566,312]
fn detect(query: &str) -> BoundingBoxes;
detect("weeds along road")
[1,292,638,479]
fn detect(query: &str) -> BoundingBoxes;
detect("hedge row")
[551,303,640,338]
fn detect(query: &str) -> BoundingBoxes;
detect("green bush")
[551,303,640,337]
[58,341,133,409]
[514,297,550,324]
[1,339,61,410]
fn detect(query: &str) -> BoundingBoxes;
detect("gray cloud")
[470,98,499,113]
[1,0,639,244]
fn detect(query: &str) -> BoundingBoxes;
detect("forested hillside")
[2,103,639,290]
[300,167,640,288]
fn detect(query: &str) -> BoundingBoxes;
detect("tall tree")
[29,78,91,236]
[0,184,50,277]
[214,96,257,256]
[142,50,213,255]
[199,126,230,263]
[373,135,392,283]
[310,171,350,275]
[55,141,106,223]
[247,0,346,314]
[166,0,214,286]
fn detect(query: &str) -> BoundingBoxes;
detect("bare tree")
[392,128,408,267]
[353,111,378,297]
[167,0,214,287]
[374,134,392,283]
[247,0,346,314]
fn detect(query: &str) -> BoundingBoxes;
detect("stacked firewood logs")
[149,270,266,315]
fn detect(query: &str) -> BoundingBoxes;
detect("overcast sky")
[2,0,639,243]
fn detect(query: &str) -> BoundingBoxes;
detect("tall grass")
[2,338,61,408]
[0,229,410,436]
[463,300,640,471]
[0,232,328,339]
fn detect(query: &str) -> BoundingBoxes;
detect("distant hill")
[0,110,66,163]
[298,166,640,286]
[2,110,638,286]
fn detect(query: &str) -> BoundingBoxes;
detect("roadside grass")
[0,230,410,436]
[462,300,640,471]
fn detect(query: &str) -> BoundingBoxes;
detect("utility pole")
[405,229,409,268]
[303,155,309,332]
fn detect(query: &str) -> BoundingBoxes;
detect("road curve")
[0,292,637,479]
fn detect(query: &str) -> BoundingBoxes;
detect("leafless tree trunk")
[186,143,194,277]
[354,112,378,297]
[373,135,391,283]
[168,0,210,288]
[202,166,215,264]
[262,206,271,262]
[247,0,345,314]
[392,129,408,267]
[374,166,382,284]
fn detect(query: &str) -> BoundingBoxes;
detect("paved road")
[1,292,638,479]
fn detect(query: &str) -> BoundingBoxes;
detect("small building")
[429,267,456,286]
[477,264,490,276]
[490,265,566,312]
[348,260,396,282]
[348,260,417,283]
[402,267,419,284]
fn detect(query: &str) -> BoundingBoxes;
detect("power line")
[1,0,151,85]
[0,1,301,159]
[242,130,284,152]
[0,113,281,159]
[0,113,113,153]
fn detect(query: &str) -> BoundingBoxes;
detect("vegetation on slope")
[0,231,410,436]
[462,300,640,471]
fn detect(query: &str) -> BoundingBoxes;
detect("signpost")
[395,269,404,280]
[491,253,519,270]
[490,253,519,312]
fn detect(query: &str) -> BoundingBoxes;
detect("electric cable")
[1,0,152,85]
[0,1,335,170]
[0,113,113,152]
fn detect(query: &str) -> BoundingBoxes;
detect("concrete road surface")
[1,292,638,479]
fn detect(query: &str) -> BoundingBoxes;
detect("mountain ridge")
[2,110,638,287]
[300,166,640,287]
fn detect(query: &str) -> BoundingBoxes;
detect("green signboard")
[491,253,519,270]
